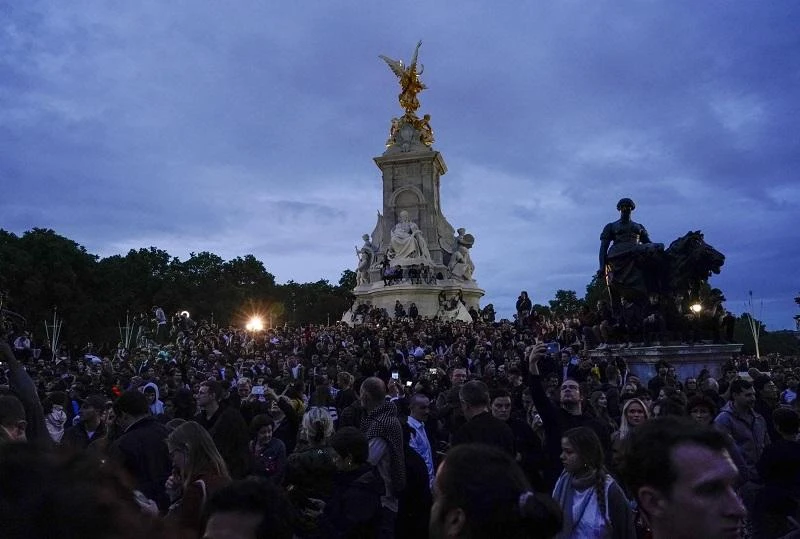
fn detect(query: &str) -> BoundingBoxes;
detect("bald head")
[360,377,387,412]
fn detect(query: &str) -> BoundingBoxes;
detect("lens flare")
[246,316,264,331]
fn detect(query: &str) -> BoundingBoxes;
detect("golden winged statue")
[379,41,427,115]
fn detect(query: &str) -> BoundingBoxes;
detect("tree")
[548,289,584,318]
[584,273,608,311]
[338,269,356,290]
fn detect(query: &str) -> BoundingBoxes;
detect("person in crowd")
[203,479,295,539]
[0,341,48,446]
[235,377,270,426]
[171,387,197,421]
[651,395,686,419]
[109,390,172,510]
[755,407,800,538]
[646,361,671,400]
[609,397,649,472]
[194,380,250,479]
[686,394,717,426]
[264,384,303,454]
[360,376,406,539]
[781,373,798,405]
[310,379,339,426]
[527,343,611,487]
[62,393,107,451]
[589,390,619,434]
[286,406,338,536]
[753,376,780,442]
[452,380,515,455]
[397,422,434,538]
[43,391,68,444]
[334,371,357,412]
[490,387,547,491]
[0,394,28,444]
[164,420,232,535]
[429,443,563,539]
[0,443,175,539]
[247,414,287,484]
[143,382,165,417]
[713,378,769,531]
[552,427,635,538]
[321,427,384,538]
[683,376,699,397]
[620,416,746,539]
[516,291,533,322]
[408,392,436,487]
[592,300,615,350]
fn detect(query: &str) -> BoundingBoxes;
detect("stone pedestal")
[349,117,484,320]
[589,343,743,382]
[351,278,484,320]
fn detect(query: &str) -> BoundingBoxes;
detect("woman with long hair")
[552,427,635,538]
[165,421,231,535]
[610,398,649,472]
[589,390,618,433]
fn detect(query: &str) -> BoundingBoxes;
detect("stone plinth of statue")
[588,343,743,382]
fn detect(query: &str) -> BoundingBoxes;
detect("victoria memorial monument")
[346,42,484,322]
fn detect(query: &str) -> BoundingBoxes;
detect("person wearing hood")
[143,382,165,417]
[45,391,69,444]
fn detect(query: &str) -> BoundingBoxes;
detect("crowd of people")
[2,296,800,539]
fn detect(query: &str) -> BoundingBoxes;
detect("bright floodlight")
[180,310,190,318]
[246,317,264,332]
[690,303,703,314]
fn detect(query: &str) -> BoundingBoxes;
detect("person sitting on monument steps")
[390,211,431,260]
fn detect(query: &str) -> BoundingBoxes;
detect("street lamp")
[245,316,264,332]
[690,302,703,314]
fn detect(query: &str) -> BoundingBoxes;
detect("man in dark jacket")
[451,381,515,456]
[62,394,107,451]
[527,343,611,488]
[109,391,171,510]
[195,381,251,479]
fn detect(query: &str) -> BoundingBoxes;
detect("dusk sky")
[2,1,798,329]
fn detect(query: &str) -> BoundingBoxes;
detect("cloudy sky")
[2,1,798,329]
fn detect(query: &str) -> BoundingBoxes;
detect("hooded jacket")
[142,383,165,416]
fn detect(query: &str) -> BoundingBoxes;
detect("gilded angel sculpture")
[379,41,427,114]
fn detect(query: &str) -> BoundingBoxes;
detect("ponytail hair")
[299,407,334,446]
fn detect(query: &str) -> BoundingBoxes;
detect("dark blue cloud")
[1,1,797,329]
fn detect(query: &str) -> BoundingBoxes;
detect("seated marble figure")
[389,211,432,261]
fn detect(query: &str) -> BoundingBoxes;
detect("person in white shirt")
[407,393,434,487]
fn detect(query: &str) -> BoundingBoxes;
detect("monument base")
[588,343,742,382]
[345,278,484,322]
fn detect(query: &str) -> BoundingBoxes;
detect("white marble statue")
[448,244,474,281]
[447,228,475,280]
[355,234,378,285]
[389,210,432,261]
